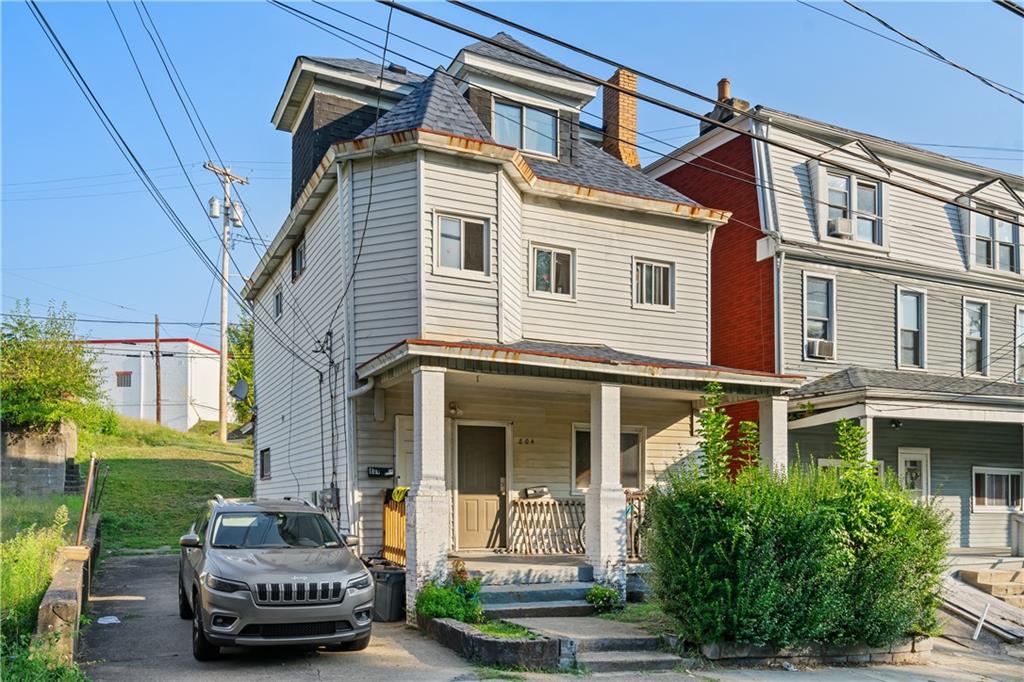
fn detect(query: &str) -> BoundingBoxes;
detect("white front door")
[897,448,931,499]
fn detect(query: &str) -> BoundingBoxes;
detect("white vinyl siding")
[497,173,524,342]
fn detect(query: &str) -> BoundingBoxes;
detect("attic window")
[494,100,557,156]
[973,208,1019,273]
[291,237,306,280]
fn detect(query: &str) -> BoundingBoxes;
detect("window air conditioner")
[827,217,854,239]
[807,339,835,360]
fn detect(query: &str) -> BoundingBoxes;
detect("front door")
[898,447,931,500]
[457,424,506,549]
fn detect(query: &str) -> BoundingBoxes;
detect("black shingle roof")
[462,32,587,84]
[306,57,425,86]
[788,366,1024,399]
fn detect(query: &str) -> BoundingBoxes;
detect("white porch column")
[860,416,874,461]
[406,366,449,623]
[759,396,789,475]
[586,383,627,587]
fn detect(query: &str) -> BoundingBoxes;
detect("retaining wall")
[1,421,77,495]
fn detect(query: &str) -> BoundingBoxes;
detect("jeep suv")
[178,497,374,660]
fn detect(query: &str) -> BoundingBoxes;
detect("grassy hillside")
[78,416,252,551]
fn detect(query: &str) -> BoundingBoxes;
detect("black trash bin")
[370,566,406,622]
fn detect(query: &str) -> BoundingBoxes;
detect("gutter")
[346,377,375,399]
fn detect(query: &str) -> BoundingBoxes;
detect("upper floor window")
[633,259,673,308]
[963,299,988,375]
[1016,306,1024,383]
[438,215,488,275]
[273,286,284,320]
[804,274,836,360]
[115,371,132,388]
[494,100,557,156]
[291,237,306,280]
[898,289,925,369]
[532,245,574,298]
[973,210,1019,273]
[826,172,882,245]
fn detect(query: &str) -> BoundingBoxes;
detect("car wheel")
[178,578,193,620]
[329,635,371,652]
[191,594,220,661]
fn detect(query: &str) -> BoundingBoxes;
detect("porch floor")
[449,552,591,585]
[945,547,1024,573]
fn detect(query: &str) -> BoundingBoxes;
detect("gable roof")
[462,32,586,84]
[356,68,494,142]
[306,56,425,86]
[788,366,1024,400]
[962,177,1024,210]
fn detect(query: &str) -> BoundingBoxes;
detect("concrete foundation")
[1,421,77,496]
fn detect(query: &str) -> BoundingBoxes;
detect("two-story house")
[647,80,1024,549]
[243,39,801,606]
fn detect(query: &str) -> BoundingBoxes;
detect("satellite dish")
[230,379,249,401]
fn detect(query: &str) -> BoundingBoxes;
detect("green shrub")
[415,561,483,624]
[585,585,620,613]
[0,634,86,682]
[0,506,70,640]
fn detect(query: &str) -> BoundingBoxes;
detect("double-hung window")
[972,467,1022,512]
[898,289,925,368]
[572,425,643,493]
[825,171,882,245]
[438,215,488,275]
[963,299,988,375]
[291,237,306,280]
[494,100,557,156]
[973,210,1020,273]
[532,245,573,297]
[804,274,835,358]
[273,286,284,320]
[1017,306,1024,383]
[634,259,673,308]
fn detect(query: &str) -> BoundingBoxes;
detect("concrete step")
[576,650,684,673]
[482,599,595,619]
[961,569,1024,585]
[1004,595,1024,608]
[973,582,1024,597]
[466,564,593,585]
[479,581,593,605]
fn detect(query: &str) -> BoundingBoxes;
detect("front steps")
[960,569,1024,608]
[479,581,595,618]
[64,459,84,493]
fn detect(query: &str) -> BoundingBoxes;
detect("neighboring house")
[647,80,1024,549]
[88,338,219,432]
[243,38,801,600]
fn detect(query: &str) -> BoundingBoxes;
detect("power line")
[900,142,1024,154]
[993,0,1024,19]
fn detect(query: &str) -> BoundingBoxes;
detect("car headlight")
[346,573,371,592]
[204,574,249,593]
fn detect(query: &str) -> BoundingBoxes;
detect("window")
[115,371,132,388]
[817,458,884,480]
[974,210,1020,273]
[259,448,271,480]
[898,289,925,368]
[493,100,557,156]
[291,237,306,280]
[437,215,488,274]
[825,171,882,245]
[963,299,988,375]
[634,259,673,308]
[804,274,835,357]
[211,511,341,549]
[273,287,283,320]
[531,245,573,297]
[972,467,1023,512]
[1017,306,1024,383]
[572,426,643,493]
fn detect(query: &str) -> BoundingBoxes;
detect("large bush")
[645,393,947,648]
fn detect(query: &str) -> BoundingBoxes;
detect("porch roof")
[356,338,804,392]
[789,367,1024,402]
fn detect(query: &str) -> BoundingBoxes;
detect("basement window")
[115,371,132,388]
[493,100,557,157]
[972,467,1022,512]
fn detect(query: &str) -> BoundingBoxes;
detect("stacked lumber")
[941,574,1024,644]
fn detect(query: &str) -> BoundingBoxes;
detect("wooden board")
[941,575,1024,643]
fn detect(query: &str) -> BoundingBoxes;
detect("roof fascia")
[451,50,598,103]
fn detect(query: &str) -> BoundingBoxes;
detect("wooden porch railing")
[625,490,646,561]
[381,490,407,567]
[509,498,586,554]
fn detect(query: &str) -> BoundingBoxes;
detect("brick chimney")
[602,69,641,169]
[700,76,751,136]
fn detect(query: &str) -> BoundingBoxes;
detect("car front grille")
[239,620,352,638]
[252,581,344,606]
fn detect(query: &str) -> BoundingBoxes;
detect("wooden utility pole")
[154,314,162,424]
[203,162,248,443]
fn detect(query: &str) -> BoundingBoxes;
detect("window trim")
[272,286,284,320]
[897,447,931,499]
[492,98,559,159]
[259,448,271,480]
[896,286,927,370]
[802,271,838,362]
[822,169,885,247]
[971,466,1023,513]
[962,297,990,377]
[432,212,492,281]
[291,236,306,281]
[970,205,1021,275]
[1016,304,1024,384]
[528,242,576,301]
[570,423,646,495]
[631,257,676,311]
[115,371,132,389]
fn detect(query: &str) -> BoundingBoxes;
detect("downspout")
[346,376,375,400]
[339,160,358,535]
[775,251,785,375]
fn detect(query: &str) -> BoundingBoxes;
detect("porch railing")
[381,490,407,567]
[509,498,586,554]
[625,490,646,561]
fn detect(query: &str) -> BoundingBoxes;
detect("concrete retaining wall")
[1,421,77,495]
[418,616,564,670]
[695,637,933,666]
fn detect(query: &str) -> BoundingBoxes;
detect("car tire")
[192,594,220,661]
[332,635,371,652]
[178,578,193,620]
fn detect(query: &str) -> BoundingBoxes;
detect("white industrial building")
[88,338,220,432]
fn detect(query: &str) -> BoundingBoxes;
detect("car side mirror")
[344,534,359,547]
[179,533,201,548]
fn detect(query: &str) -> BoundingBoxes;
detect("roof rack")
[214,494,225,504]
[283,496,317,509]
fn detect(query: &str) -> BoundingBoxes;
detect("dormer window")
[826,172,882,245]
[494,100,557,156]
[973,210,1019,273]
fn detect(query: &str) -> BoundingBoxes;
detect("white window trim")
[291,237,307,281]
[492,99,559,159]
[432,212,493,282]
[897,447,931,498]
[1016,304,1024,384]
[528,242,576,301]
[819,167,887,247]
[971,466,1023,513]
[962,297,990,377]
[896,286,927,370]
[272,286,284,320]
[802,270,838,362]
[631,256,676,311]
[970,205,1021,275]
[570,423,646,495]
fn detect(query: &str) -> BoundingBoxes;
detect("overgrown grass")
[79,416,252,551]
[1,493,83,543]
[474,620,537,640]
[600,599,681,637]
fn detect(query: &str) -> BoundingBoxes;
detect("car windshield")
[210,511,342,549]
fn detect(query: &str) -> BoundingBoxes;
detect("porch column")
[586,383,627,587]
[758,396,789,475]
[860,417,874,461]
[406,366,449,623]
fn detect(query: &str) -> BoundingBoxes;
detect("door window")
[898,448,930,500]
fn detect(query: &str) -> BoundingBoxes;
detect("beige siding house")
[244,40,800,605]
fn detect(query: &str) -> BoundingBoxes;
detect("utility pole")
[204,162,248,443]
[154,314,161,425]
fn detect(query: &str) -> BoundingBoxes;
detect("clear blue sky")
[3,1,1021,347]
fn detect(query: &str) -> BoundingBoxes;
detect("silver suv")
[178,497,374,660]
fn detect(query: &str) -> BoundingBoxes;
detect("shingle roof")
[356,69,494,141]
[788,366,1024,400]
[526,140,699,204]
[306,57,425,86]
[462,32,587,84]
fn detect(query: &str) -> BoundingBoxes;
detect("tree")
[0,301,103,428]
[737,420,760,467]
[697,381,732,480]
[227,313,254,423]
